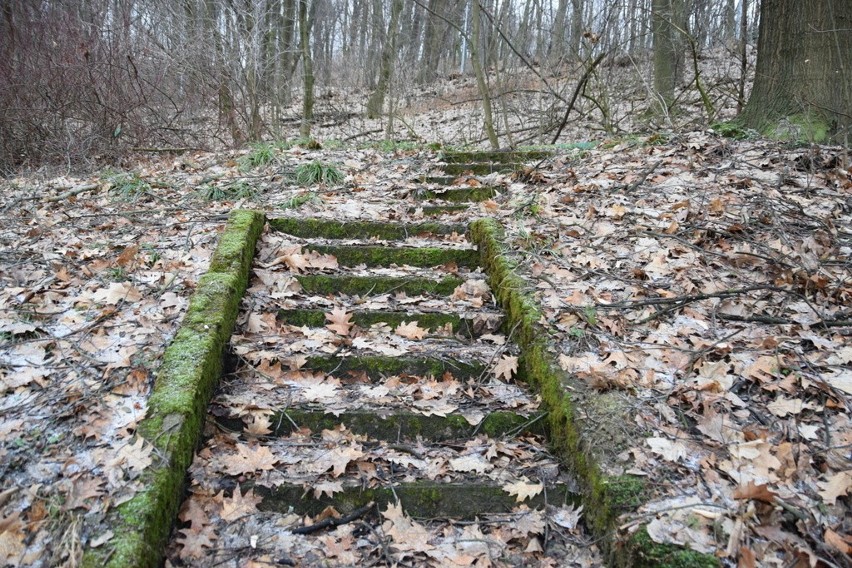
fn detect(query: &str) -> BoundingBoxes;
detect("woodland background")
[1,0,769,172]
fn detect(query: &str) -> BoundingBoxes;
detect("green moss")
[407,205,470,216]
[220,409,541,441]
[769,113,830,143]
[268,218,466,240]
[605,475,647,511]
[295,274,464,297]
[441,162,521,176]
[440,150,553,163]
[277,308,488,338]
[627,527,719,568]
[207,210,265,275]
[304,354,486,380]
[413,186,500,203]
[82,210,265,568]
[302,243,479,268]
[257,481,577,519]
[469,218,703,566]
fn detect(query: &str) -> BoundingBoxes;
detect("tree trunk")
[471,1,499,149]
[652,0,682,110]
[299,0,314,139]
[741,0,852,142]
[366,0,403,119]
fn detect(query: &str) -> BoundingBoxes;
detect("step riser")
[441,163,520,176]
[295,274,464,296]
[278,309,500,338]
[412,187,499,203]
[255,482,578,519]
[217,410,546,441]
[302,355,487,380]
[269,218,467,239]
[441,150,552,163]
[302,243,479,268]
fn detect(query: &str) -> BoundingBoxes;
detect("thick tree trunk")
[741,0,852,142]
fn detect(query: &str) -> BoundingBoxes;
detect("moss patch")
[277,308,494,338]
[441,162,521,176]
[302,243,479,268]
[413,186,500,203]
[626,527,720,568]
[82,210,265,568]
[303,354,486,380]
[441,150,553,163]
[468,218,716,567]
[218,409,544,441]
[295,273,464,296]
[268,217,466,239]
[257,481,577,519]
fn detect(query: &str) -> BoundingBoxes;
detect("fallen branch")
[292,501,375,535]
[44,183,100,203]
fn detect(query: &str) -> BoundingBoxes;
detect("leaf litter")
[0,118,847,566]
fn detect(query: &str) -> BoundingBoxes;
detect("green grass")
[197,180,258,202]
[294,160,344,186]
[280,191,322,210]
[239,143,277,170]
[105,170,150,201]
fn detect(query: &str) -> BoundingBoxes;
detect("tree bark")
[471,0,499,149]
[652,0,683,110]
[366,0,403,119]
[741,0,852,142]
[299,0,314,139]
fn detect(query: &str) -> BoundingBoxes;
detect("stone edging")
[82,210,265,568]
[469,218,718,568]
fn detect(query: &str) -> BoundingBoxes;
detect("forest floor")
[1,69,851,566]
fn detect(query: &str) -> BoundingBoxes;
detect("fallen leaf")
[220,486,262,522]
[493,355,518,381]
[220,443,278,476]
[325,307,353,336]
[732,482,777,503]
[818,470,852,505]
[395,320,427,340]
[503,478,543,502]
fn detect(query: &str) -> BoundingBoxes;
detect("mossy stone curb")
[81,210,265,568]
[468,218,718,567]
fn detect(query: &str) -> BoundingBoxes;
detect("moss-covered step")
[268,217,466,240]
[218,409,546,441]
[301,243,479,268]
[441,162,521,176]
[408,204,471,216]
[295,273,465,296]
[302,354,487,380]
[411,186,500,203]
[419,175,460,185]
[80,209,266,568]
[278,308,501,337]
[255,480,577,519]
[441,150,553,163]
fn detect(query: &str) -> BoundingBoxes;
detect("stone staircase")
[162,150,599,566]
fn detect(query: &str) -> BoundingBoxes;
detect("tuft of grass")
[294,160,343,186]
[105,171,150,201]
[239,143,277,170]
[197,180,258,202]
[280,191,322,210]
